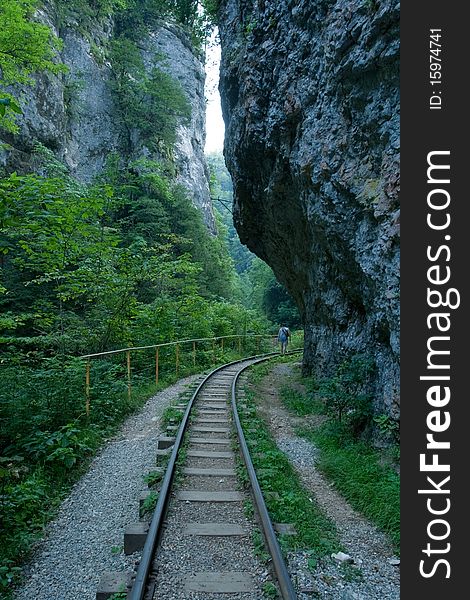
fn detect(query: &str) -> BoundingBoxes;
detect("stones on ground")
[388,558,400,566]
[331,551,354,564]
[151,362,269,598]
[12,375,204,600]
[254,363,401,599]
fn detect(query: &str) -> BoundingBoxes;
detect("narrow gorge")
[1,2,401,597]
[1,0,400,418]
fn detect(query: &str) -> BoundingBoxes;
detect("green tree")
[317,354,376,432]
[109,37,190,154]
[206,152,254,274]
[0,168,123,352]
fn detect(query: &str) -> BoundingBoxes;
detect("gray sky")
[204,36,225,154]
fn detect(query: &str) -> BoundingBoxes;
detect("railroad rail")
[98,352,299,599]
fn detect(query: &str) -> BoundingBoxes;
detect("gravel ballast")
[12,375,200,600]
[151,362,271,599]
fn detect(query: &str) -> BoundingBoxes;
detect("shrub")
[317,353,375,435]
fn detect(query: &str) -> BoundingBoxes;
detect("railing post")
[221,337,224,355]
[257,336,260,354]
[238,335,241,355]
[175,343,179,377]
[155,347,159,386]
[127,350,131,400]
[85,359,90,417]
[212,338,216,363]
[193,341,196,367]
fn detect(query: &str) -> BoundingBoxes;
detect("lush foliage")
[316,353,376,432]
[59,0,214,50]
[109,37,191,154]
[0,0,216,134]
[281,353,377,436]
[300,424,400,551]
[206,153,253,274]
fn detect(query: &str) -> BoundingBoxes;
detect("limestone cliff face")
[0,3,213,228]
[218,0,400,416]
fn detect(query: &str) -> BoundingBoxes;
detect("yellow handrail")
[79,333,272,359]
[81,333,295,416]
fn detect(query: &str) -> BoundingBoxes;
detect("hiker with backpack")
[277,325,291,355]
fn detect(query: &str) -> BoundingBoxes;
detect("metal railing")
[79,332,303,415]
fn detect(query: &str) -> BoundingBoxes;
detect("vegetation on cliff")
[0,0,64,132]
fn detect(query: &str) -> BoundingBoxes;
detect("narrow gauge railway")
[102,355,298,600]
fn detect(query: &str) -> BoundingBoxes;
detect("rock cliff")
[0,2,213,228]
[218,0,400,416]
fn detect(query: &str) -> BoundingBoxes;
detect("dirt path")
[251,362,400,600]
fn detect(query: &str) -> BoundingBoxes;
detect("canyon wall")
[218,0,400,416]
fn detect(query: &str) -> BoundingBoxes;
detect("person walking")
[277,325,291,355]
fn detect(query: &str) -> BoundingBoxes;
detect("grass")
[161,405,185,427]
[143,469,164,487]
[277,365,400,553]
[280,385,323,416]
[140,491,158,516]
[238,369,340,561]
[340,561,364,582]
[299,423,400,551]
[262,581,279,598]
[252,529,271,562]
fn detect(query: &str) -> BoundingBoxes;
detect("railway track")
[99,354,298,600]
